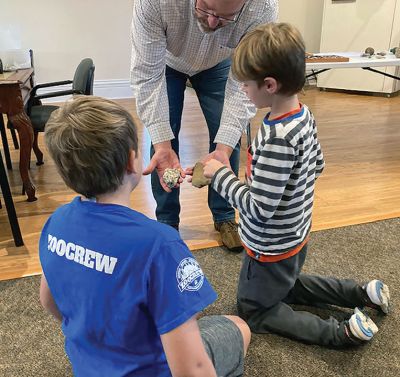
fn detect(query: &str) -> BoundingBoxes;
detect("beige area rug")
[1,218,399,377]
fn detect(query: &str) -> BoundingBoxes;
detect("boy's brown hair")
[232,22,305,95]
[45,96,139,198]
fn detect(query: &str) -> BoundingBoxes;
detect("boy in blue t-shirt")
[201,23,391,347]
[39,96,250,376]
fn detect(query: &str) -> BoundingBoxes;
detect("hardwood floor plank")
[1,88,400,280]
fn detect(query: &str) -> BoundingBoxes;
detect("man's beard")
[196,18,224,34]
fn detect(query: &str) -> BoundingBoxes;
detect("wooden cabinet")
[317,0,400,94]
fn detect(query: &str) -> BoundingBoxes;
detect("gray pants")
[237,245,368,347]
[199,315,245,377]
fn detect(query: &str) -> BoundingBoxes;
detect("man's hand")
[202,143,233,168]
[203,159,224,179]
[185,144,233,182]
[143,141,184,192]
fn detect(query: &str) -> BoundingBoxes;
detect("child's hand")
[184,166,194,183]
[203,159,224,178]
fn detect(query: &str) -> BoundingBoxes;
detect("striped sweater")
[211,104,325,255]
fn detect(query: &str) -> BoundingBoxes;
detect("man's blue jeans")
[150,59,240,225]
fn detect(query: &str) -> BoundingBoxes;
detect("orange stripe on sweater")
[244,235,309,263]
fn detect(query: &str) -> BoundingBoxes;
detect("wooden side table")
[0,68,41,202]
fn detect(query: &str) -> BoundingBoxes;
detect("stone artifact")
[162,168,181,189]
[365,47,375,56]
[191,162,211,188]
[390,46,400,57]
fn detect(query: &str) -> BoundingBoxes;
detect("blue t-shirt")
[39,197,217,376]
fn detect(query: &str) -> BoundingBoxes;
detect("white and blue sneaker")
[348,308,379,342]
[365,279,391,314]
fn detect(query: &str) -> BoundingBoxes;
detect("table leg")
[0,115,12,169]
[8,111,37,202]
[32,130,44,165]
[0,150,24,246]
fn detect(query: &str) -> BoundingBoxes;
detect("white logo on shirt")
[176,257,204,292]
[47,234,118,275]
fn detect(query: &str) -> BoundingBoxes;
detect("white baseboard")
[93,79,134,99]
[40,79,133,103]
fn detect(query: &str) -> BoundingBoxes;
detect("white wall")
[0,0,134,97]
[0,0,323,98]
[279,0,324,53]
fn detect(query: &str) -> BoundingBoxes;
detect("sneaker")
[347,308,378,342]
[214,220,243,252]
[365,280,390,314]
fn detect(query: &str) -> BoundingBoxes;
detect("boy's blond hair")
[45,96,139,198]
[232,22,305,95]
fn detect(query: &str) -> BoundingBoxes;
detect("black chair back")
[72,58,95,95]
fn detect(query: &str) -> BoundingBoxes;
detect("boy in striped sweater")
[202,22,390,346]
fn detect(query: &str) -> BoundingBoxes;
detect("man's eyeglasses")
[195,0,245,24]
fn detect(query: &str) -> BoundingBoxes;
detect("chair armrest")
[30,80,73,98]
[26,89,83,115]
[34,89,82,101]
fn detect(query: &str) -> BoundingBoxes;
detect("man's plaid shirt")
[130,0,278,147]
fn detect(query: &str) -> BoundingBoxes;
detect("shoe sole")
[379,284,390,314]
[367,280,390,314]
[349,308,378,341]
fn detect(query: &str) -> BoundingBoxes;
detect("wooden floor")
[1,87,400,281]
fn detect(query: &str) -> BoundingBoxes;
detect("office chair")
[26,58,95,165]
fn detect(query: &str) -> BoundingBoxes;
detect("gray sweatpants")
[237,245,369,346]
[199,315,245,377]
